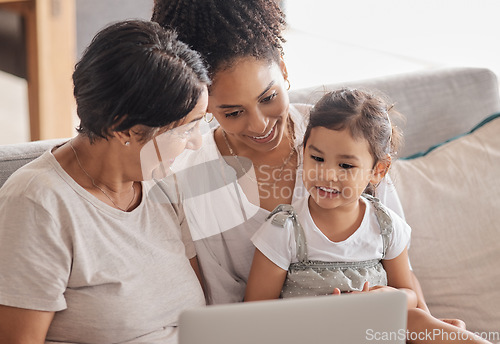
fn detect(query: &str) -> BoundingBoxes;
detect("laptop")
[179,291,407,344]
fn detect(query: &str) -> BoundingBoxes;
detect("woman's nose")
[185,128,202,150]
[246,109,269,134]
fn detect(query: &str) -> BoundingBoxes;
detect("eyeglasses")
[155,120,201,142]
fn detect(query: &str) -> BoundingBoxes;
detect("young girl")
[245,88,490,344]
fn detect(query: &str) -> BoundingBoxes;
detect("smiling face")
[208,57,290,153]
[302,127,386,212]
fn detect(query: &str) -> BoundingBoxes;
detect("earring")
[285,78,291,91]
[125,141,130,146]
[204,112,215,123]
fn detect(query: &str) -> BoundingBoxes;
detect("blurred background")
[1,0,499,144]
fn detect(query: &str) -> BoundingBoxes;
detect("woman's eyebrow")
[256,81,275,99]
[218,104,241,109]
[217,81,276,109]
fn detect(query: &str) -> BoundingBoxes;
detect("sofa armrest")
[0,138,67,188]
[289,67,500,157]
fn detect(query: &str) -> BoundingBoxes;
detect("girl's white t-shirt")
[251,194,411,271]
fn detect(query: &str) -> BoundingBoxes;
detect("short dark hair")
[73,20,210,141]
[152,0,286,76]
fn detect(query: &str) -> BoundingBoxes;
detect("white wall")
[283,0,500,89]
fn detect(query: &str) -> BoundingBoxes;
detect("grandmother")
[0,20,209,343]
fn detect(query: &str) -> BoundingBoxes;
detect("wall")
[76,0,154,58]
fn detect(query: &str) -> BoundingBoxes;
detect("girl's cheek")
[303,165,317,184]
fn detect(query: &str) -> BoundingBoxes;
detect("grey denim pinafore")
[265,194,394,298]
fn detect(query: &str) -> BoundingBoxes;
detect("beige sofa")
[1,67,499,335]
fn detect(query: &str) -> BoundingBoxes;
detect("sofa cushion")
[0,138,66,188]
[390,113,500,333]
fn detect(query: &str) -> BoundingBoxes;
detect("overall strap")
[266,204,308,262]
[362,194,393,259]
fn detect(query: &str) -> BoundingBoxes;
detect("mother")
[0,20,209,343]
[151,0,419,305]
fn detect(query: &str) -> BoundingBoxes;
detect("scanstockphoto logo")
[145,151,381,237]
[146,153,376,205]
[365,328,500,343]
[249,162,375,186]
[365,329,406,342]
[145,155,261,205]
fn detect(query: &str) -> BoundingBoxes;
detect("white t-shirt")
[171,104,405,304]
[0,149,205,344]
[251,195,411,271]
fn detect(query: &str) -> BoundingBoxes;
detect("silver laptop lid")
[179,291,407,344]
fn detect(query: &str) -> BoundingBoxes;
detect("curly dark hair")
[152,0,286,75]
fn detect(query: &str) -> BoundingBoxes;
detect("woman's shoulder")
[289,103,312,127]
[1,150,61,196]
[289,103,312,147]
[290,103,312,115]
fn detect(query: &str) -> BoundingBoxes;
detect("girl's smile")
[315,186,341,199]
[303,127,377,212]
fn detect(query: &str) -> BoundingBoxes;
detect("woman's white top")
[251,194,411,271]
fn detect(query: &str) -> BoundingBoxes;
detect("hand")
[440,318,466,330]
[331,281,369,295]
[332,288,341,295]
[333,282,394,295]
[367,284,398,293]
[358,281,397,293]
